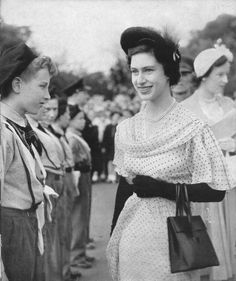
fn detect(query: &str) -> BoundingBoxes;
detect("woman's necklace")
[145,100,177,122]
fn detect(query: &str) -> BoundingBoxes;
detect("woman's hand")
[125,176,135,185]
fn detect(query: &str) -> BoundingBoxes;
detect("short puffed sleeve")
[113,121,129,177]
[185,124,234,190]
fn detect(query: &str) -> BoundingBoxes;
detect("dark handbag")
[167,184,219,273]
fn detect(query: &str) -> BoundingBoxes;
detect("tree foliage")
[84,72,113,100]
[49,71,78,95]
[0,22,32,45]
[1,14,236,98]
[0,20,82,96]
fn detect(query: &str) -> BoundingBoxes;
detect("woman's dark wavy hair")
[127,31,181,86]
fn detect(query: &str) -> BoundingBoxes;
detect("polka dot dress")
[106,103,234,281]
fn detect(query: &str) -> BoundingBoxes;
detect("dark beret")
[0,41,37,87]
[63,78,91,97]
[49,86,61,98]
[120,26,165,55]
[69,104,82,120]
[57,97,68,118]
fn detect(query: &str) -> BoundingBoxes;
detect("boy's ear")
[12,77,22,94]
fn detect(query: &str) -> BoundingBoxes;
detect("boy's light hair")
[20,56,58,81]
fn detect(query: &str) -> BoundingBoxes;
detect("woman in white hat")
[183,43,236,281]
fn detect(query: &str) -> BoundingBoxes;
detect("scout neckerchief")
[6,118,42,157]
[4,120,44,210]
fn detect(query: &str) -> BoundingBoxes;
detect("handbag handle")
[176,184,193,230]
[176,184,187,216]
[175,184,182,216]
[183,184,192,218]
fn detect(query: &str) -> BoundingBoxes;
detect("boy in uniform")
[0,41,57,281]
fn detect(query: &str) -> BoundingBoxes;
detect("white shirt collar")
[0,102,27,127]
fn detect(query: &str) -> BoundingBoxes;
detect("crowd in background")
[83,93,141,183]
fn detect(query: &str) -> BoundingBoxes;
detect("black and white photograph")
[0,0,236,280]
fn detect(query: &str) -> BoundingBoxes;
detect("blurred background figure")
[102,111,122,183]
[64,79,98,250]
[48,97,77,281]
[66,105,94,279]
[182,42,236,281]
[92,110,111,181]
[233,90,236,102]
[172,55,197,102]
[64,79,101,184]
[64,79,91,108]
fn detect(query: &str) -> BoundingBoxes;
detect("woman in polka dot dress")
[106,26,234,281]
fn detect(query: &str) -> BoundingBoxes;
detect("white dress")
[183,91,236,280]
[106,102,234,281]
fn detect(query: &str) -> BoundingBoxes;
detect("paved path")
[80,182,117,281]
